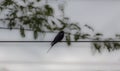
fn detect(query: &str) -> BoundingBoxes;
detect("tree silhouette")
[0,0,120,52]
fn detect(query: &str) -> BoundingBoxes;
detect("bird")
[47,31,64,53]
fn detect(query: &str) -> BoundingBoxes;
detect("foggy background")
[0,0,120,71]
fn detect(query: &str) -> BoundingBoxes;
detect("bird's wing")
[51,32,61,46]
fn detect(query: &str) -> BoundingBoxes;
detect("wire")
[0,41,119,43]
[0,27,119,42]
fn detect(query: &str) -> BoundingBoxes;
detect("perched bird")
[47,31,64,53]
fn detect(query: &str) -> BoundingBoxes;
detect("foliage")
[0,0,82,43]
[0,0,120,52]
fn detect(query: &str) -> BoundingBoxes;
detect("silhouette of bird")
[47,31,64,53]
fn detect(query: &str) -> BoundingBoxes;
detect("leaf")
[10,10,17,17]
[22,0,26,3]
[58,19,65,25]
[2,0,14,6]
[81,34,90,39]
[69,23,81,30]
[28,3,34,10]
[37,0,41,2]
[45,24,52,31]
[115,34,120,38]
[0,7,3,11]
[113,42,120,50]
[8,23,12,30]
[23,20,30,25]
[19,6,24,11]
[95,33,103,36]
[20,26,25,37]
[84,24,94,31]
[104,42,112,52]
[93,42,101,53]
[36,26,41,32]
[34,30,38,39]
[66,33,71,46]
[74,32,80,41]
[8,20,16,30]
[52,21,56,25]
[44,5,54,16]
[58,19,68,30]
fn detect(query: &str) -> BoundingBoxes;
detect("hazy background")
[0,0,120,71]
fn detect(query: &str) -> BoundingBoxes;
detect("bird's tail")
[47,46,53,53]
[47,42,55,53]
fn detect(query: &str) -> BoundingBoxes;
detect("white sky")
[0,0,120,71]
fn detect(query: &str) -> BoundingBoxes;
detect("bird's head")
[60,31,64,34]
